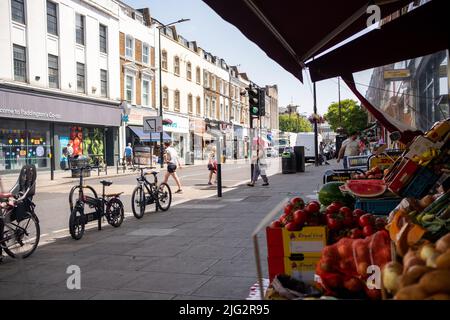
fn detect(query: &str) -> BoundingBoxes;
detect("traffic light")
[258,88,265,117]
[248,86,260,117]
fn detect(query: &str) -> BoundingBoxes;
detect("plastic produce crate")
[354,197,402,215]
[400,167,440,198]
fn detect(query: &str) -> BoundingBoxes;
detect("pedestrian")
[207,146,218,185]
[162,141,183,194]
[247,146,269,187]
[337,131,360,169]
[320,142,330,165]
[124,143,133,167]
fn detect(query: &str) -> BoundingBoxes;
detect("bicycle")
[131,168,172,219]
[0,165,40,259]
[68,167,124,240]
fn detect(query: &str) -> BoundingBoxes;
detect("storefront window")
[0,120,51,172]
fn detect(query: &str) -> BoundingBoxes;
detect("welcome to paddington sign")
[0,107,62,120]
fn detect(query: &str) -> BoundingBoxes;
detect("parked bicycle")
[68,167,124,240]
[0,165,40,259]
[131,168,172,219]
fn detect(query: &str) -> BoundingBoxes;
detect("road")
[31,158,282,238]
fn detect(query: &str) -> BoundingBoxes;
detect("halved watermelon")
[343,180,387,198]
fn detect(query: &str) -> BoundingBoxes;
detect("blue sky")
[125,0,371,115]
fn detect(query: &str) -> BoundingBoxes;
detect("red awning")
[307,0,449,82]
[203,0,412,82]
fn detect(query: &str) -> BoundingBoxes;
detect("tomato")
[352,209,365,220]
[337,242,353,259]
[326,204,340,214]
[322,246,338,260]
[306,202,320,214]
[342,211,354,227]
[290,197,305,209]
[375,217,387,230]
[331,201,344,210]
[285,222,298,232]
[327,216,342,231]
[344,277,364,292]
[284,204,294,215]
[293,210,307,226]
[339,207,352,216]
[359,214,374,228]
[365,288,381,300]
[270,220,282,228]
[362,225,374,237]
[319,257,334,272]
[324,273,342,288]
[349,228,363,239]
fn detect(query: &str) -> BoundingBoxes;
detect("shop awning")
[128,126,171,142]
[307,0,449,82]
[203,0,412,82]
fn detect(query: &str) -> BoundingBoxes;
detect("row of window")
[161,88,200,114]
[125,35,150,65]
[13,44,108,97]
[125,74,151,107]
[12,0,109,54]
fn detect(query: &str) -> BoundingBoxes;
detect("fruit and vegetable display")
[315,230,391,299]
[382,233,450,300]
[264,119,450,300]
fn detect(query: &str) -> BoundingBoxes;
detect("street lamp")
[157,18,190,168]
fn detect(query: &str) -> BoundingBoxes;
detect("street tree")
[279,114,313,133]
[325,99,368,134]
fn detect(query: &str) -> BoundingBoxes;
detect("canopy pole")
[313,62,319,167]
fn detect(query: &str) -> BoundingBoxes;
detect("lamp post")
[157,18,190,168]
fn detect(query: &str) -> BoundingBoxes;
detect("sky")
[125,0,372,115]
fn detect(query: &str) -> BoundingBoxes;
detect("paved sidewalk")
[0,158,252,189]
[0,162,339,300]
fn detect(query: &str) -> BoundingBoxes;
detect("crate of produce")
[400,166,440,198]
[354,197,402,215]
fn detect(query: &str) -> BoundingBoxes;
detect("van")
[295,132,323,162]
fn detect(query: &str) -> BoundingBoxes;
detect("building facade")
[0,0,122,173]
[118,4,158,156]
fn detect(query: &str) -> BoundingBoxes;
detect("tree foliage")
[325,99,368,134]
[279,114,313,133]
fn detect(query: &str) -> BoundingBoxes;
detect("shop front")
[163,113,190,163]
[0,86,122,173]
[189,118,206,161]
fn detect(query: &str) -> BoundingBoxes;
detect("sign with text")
[383,69,411,80]
[143,116,163,133]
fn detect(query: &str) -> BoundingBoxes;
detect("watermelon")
[318,182,355,207]
[344,180,387,198]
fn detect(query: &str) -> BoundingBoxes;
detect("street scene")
[0,0,450,306]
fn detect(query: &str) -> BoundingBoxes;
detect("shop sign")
[163,114,189,133]
[383,69,411,80]
[0,107,61,120]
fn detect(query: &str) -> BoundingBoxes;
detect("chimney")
[138,8,152,26]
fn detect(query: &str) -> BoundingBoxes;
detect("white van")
[295,132,323,162]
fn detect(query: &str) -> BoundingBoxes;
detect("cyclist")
[162,142,183,194]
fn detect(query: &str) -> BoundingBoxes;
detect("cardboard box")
[266,226,327,258]
[387,159,419,194]
[268,255,321,284]
[404,135,443,160]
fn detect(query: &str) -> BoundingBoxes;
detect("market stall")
[254,118,450,300]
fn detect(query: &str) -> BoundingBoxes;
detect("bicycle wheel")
[3,212,40,259]
[156,183,172,211]
[131,186,146,219]
[69,185,98,212]
[69,205,85,240]
[106,198,124,227]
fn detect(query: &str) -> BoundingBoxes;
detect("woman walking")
[162,142,183,194]
[207,146,218,185]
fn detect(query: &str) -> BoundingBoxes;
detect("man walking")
[162,142,183,194]
[337,131,360,169]
[124,143,133,167]
[247,146,269,187]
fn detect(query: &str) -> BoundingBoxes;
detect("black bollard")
[217,163,222,197]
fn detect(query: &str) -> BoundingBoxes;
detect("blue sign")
[122,115,129,123]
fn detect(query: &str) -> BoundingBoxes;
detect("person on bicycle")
[124,143,133,167]
[162,142,183,194]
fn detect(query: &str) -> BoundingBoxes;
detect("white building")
[0,0,123,173]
